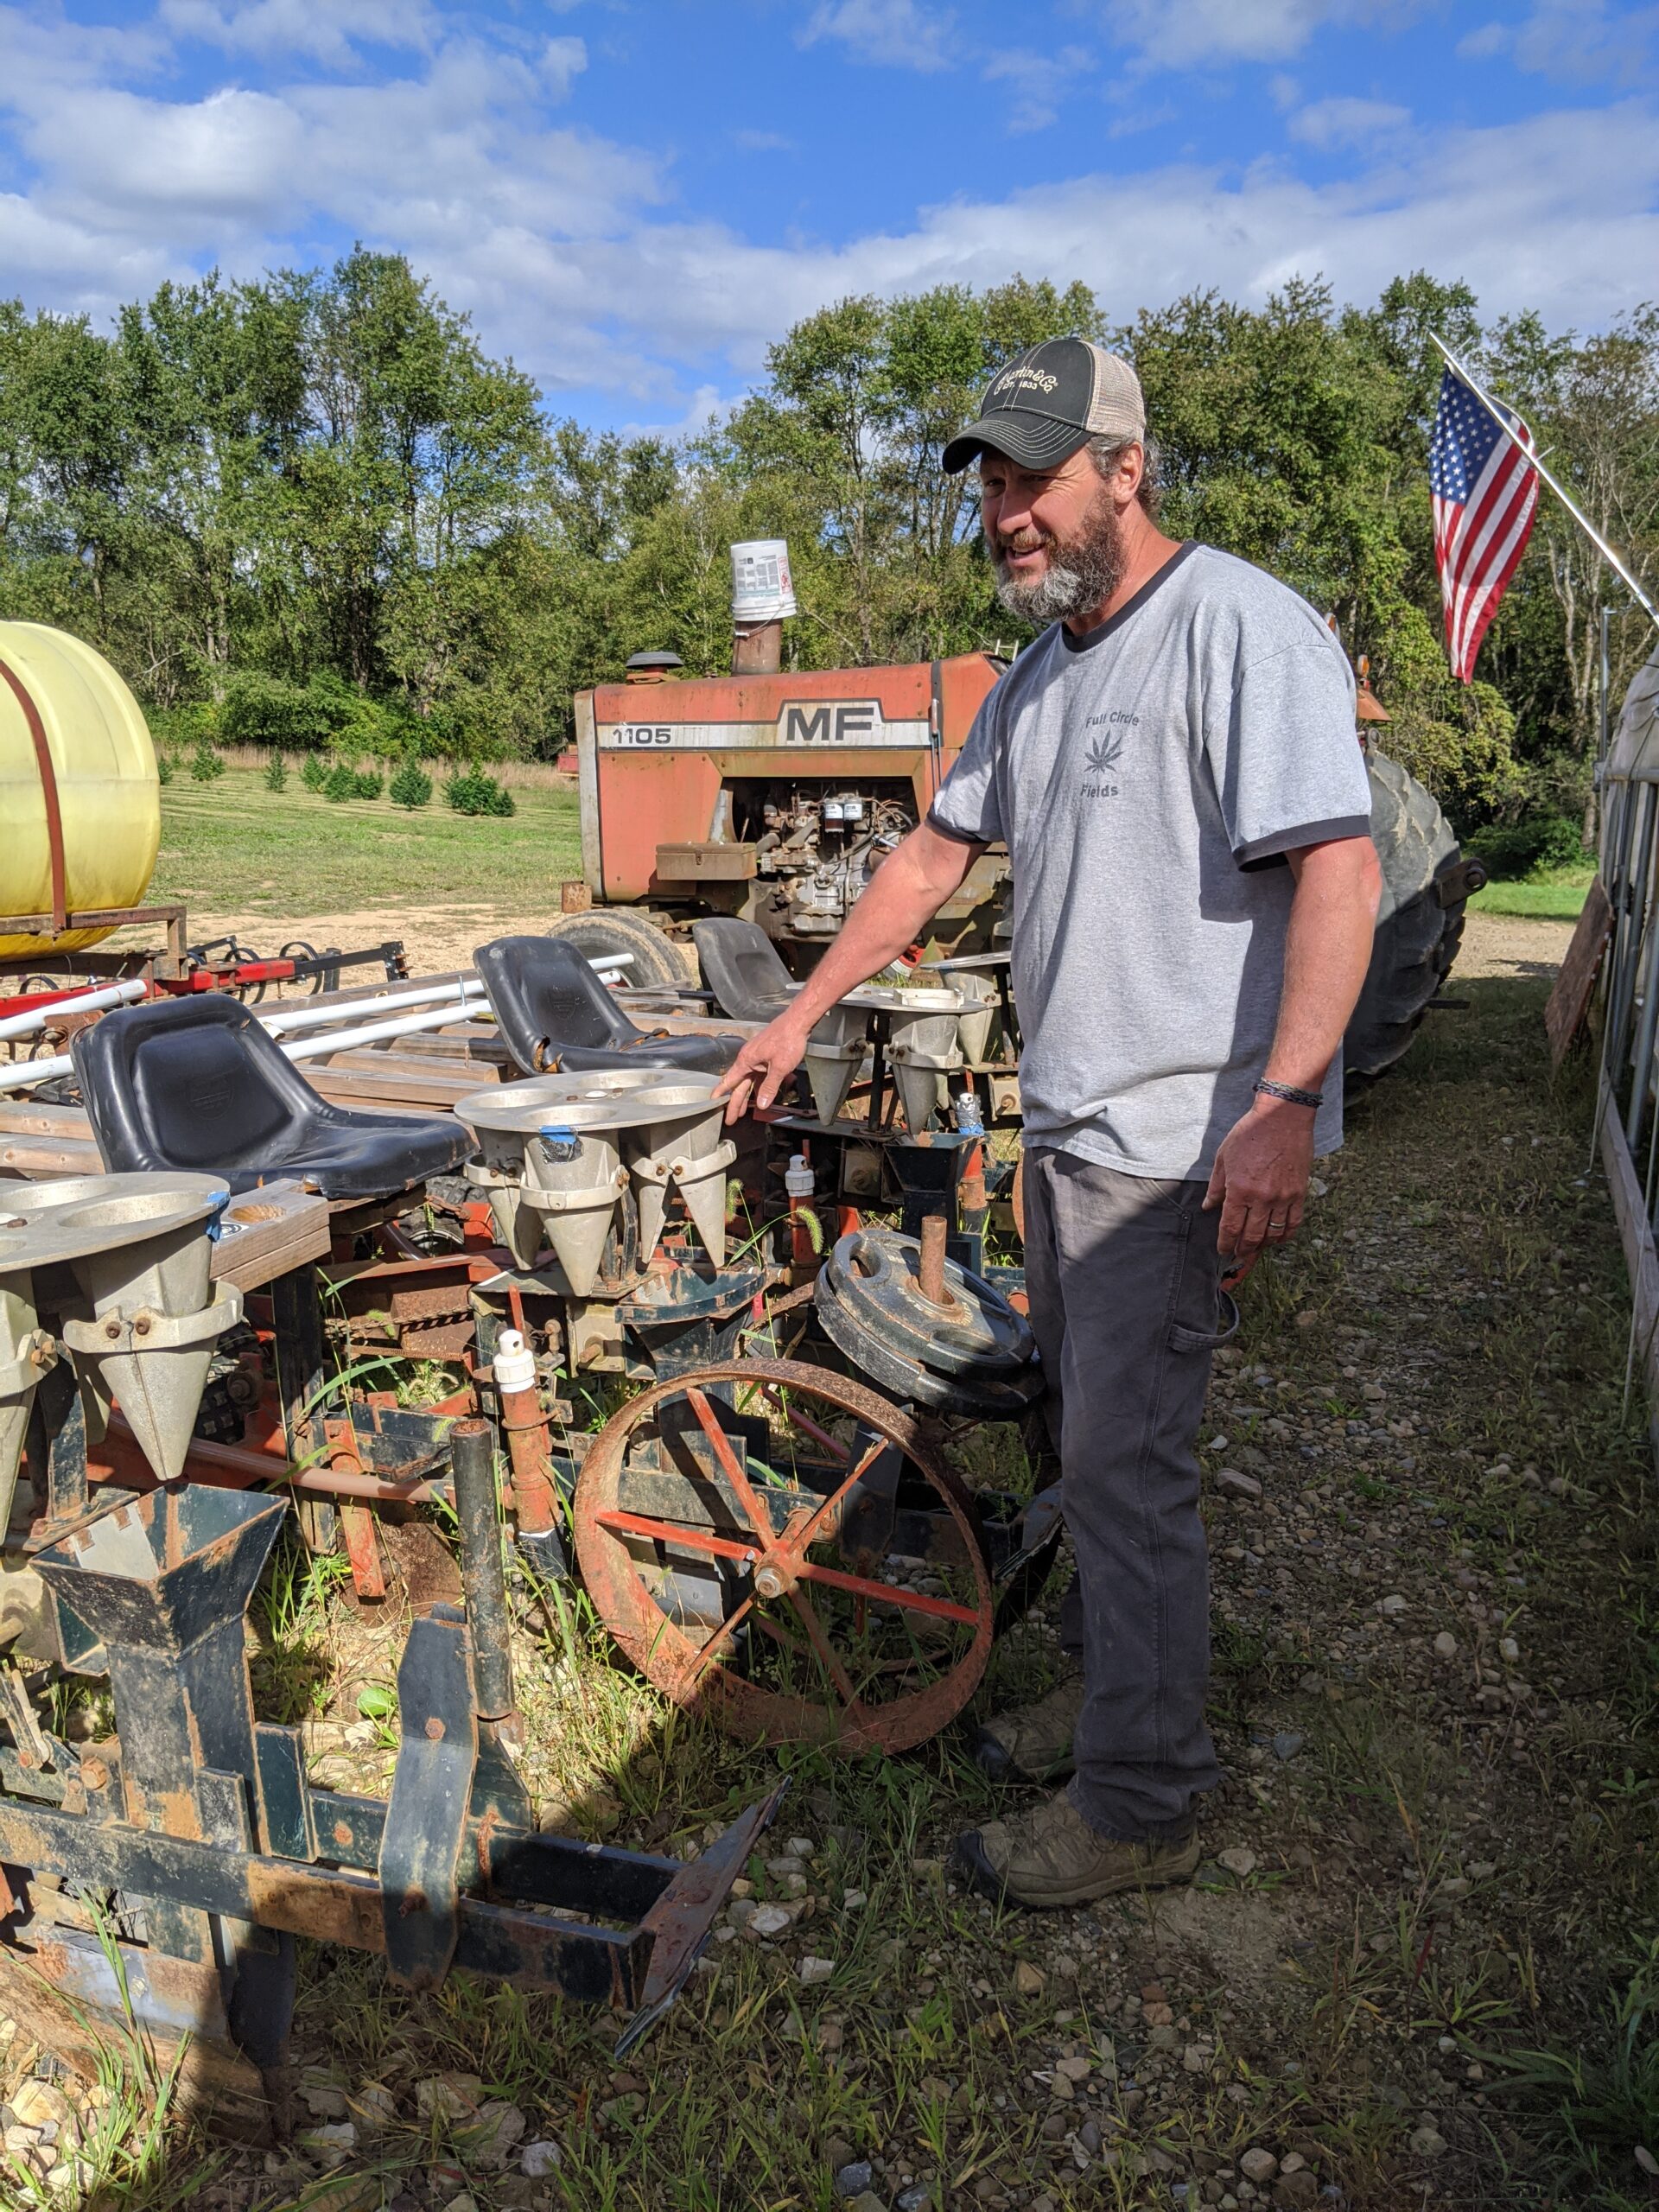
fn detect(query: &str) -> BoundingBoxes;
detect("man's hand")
[714,1011,813,1125]
[1202,1094,1316,1264]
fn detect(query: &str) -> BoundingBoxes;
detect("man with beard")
[714,338,1381,1907]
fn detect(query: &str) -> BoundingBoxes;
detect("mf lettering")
[779,702,881,744]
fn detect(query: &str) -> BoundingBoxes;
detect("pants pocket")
[1167,1288,1241,1354]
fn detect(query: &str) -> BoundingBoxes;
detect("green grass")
[1469,863,1594,920]
[148,766,582,920]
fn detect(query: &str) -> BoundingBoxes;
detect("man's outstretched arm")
[1204,834,1382,1262]
[714,822,984,1122]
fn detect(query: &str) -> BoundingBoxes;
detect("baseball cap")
[942,337,1146,475]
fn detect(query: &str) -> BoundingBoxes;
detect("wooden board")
[0,1132,101,1178]
[1545,874,1614,1070]
[0,1132,328,1285]
[307,1062,490,1110]
[212,1180,331,1288]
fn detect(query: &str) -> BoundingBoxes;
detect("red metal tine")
[798,1560,982,1626]
[684,1385,779,1546]
[786,1587,867,1715]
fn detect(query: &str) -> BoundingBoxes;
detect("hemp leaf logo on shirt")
[1081,728,1124,798]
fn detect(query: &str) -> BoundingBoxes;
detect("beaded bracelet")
[1254,1077,1323,1109]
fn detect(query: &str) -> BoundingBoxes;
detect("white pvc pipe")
[0,997,489,1090]
[0,978,146,1041]
[258,978,486,1038]
[0,952,629,1092]
[259,960,624,1039]
[281,1001,494,1062]
[0,1052,72,1092]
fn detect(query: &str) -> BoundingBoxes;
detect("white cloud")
[1456,21,1510,58]
[982,46,1095,132]
[620,383,737,442]
[0,5,1652,418]
[799,0,957,73]
[1081,0,1420,71]
[1463,0,1659,81]
[158,0,440,67]
[734,128,795,151]
[562,99,1657,373]
[1289,95,1412,147]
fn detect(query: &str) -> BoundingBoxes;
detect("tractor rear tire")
[542,907,694,989]
[1344,749,1471,1089]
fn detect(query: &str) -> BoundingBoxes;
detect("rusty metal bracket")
[378,1608,477,1990]
[617,1777,788,2054]
[0,1446,775,2136]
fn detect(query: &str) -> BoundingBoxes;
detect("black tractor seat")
[473,936,741,1078]
[72,994,476,1201]
[691,917,798,1023]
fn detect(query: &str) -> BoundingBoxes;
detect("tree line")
[0,247,1654,847]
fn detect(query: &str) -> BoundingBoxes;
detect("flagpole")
[1431,332,1659,631]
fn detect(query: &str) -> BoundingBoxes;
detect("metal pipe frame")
[0,979,146,1041]
[449,1418,519,1732]
[257,978,486,1037]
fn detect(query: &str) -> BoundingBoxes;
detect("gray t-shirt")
[930,542,1373,1178]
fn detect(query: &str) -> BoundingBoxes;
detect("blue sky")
[2,0,1655,432]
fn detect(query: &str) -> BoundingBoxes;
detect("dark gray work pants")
[1021,1147,1227,1842]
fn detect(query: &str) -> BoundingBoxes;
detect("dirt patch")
[1455,910,1573,981]
[185,901,552,977]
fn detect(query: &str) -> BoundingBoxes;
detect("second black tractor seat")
[473,935,741,1077]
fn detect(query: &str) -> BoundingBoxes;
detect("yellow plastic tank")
[0,622,160,960]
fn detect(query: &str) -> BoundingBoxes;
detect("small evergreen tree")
[264,750,288,791]
[190,738,225,781]
[301,753,328,794]
[390,761,433,810]
[322,761,359,802]
[353,763,384,800]
[444,768,515,817]
[156,752,175,786]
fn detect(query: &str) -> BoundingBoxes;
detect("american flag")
[1428,364,1540,683]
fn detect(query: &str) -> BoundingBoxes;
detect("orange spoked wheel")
[573,1357,995,1753]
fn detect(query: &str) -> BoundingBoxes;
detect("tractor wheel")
[543,906,693,989]
[1344,749,1476,1088]
[574,1357,995,1753]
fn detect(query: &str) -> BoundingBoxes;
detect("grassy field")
[153,768,1599,935]
[5,956,1656,2212]
[1468,865,1594,921]
[149,767,583,921]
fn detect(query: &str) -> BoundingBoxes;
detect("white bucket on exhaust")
[731,539,797,624]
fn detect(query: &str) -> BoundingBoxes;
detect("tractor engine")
[750,786,916,937]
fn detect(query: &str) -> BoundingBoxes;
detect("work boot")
[971,1671,1085,1783]
[953,1787,1200,1910]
